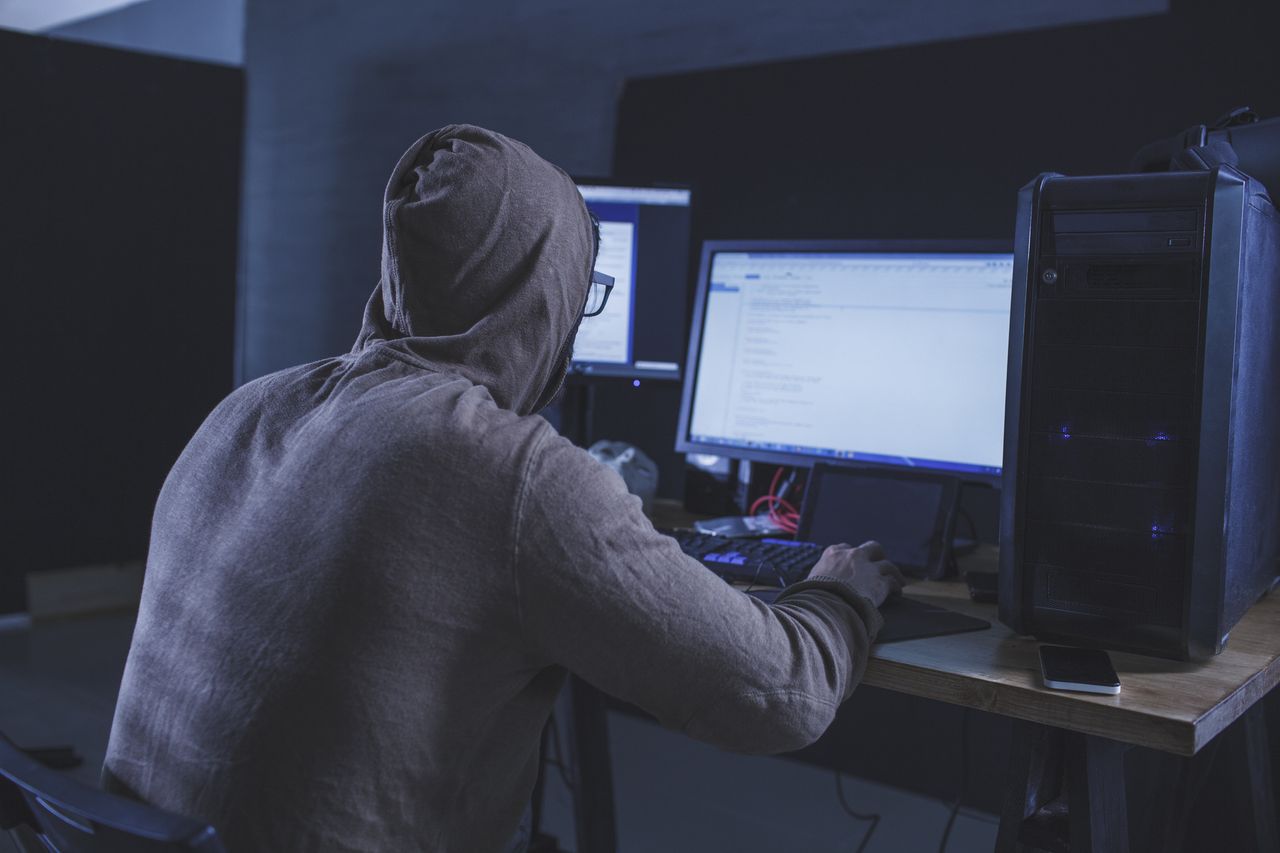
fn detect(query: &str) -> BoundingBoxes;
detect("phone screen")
[1039,645,1121,694]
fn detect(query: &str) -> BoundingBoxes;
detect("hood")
[354,125,595,414]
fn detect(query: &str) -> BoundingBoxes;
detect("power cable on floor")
[834,771,881,853]
[937,708,970,853]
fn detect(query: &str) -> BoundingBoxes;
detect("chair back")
[0,732,224,852]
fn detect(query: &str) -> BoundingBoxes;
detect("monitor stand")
[558,382,597,448]
[798,464,964,580]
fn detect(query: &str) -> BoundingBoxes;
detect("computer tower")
[1000,167,1280,660]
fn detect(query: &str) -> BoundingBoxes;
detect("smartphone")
[1038,645,1121,695]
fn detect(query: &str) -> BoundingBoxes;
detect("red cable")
[771,467,799,532]
[749,466,800,534]
[748,494,779,515]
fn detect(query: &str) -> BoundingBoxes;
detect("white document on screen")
[572,220,635,364]
[689,253,1011,470]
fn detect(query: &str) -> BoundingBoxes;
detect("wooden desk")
[865,548,1274,845]
[870,549,1280,758]
[875,557,1280,853]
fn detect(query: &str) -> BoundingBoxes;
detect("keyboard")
[662,528,823,588]
[664,528,994,641]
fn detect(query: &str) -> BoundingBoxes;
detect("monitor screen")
[677,241,1014,479]
[572,182,692,380]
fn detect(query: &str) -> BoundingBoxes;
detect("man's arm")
[512,433,899,754]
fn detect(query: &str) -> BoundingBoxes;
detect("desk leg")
[1230,702,1279,853]
[1148,741,1220,853]
[996,721,1064,853]
[996,723,1130,853]
[1065,732,1130,853]
[567,677,618,853]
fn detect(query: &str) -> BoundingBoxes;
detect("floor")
[0,610,136,789]
[0,610,998,852]
[538,710,999,852]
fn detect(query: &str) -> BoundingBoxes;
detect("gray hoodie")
[103,125,883,852]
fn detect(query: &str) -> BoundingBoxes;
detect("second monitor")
[676,240,1015,481]
[572,180,693,380]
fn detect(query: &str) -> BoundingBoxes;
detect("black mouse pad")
[747,590,989,643]
[874,595,990,643]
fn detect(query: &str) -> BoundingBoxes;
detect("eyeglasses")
[584,270,615,318]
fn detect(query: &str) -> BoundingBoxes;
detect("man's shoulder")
[521,426,631,505]
[217,357,572,476]
[214,358,343,410]
[373,376,559,466]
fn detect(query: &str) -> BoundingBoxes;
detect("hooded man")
[103,125,904,852]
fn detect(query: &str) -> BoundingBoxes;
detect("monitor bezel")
[675,238,1014,484]
[569,176,694,382]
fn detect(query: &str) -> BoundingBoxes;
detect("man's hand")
[807,541,905,607]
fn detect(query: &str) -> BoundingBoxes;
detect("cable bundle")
[748,467,800,534]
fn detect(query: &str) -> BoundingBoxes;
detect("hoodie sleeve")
[512,432,882,754]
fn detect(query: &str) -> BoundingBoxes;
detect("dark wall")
[0,31,243,614]
[616,0,1279,241]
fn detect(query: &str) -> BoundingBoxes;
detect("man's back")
[106,348,564,851]
[104,125,892,851]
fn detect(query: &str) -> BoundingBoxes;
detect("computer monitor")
[676,240,1015,480]
[572,180,693,380]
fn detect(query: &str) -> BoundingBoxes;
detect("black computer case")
[1000,167,1280,660]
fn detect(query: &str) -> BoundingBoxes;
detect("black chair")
[0,732,223,852]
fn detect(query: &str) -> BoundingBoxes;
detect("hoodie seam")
[366,342,436,372]
[511,428,551,637]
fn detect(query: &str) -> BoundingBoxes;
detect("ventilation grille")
[1022,232,1203,627]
